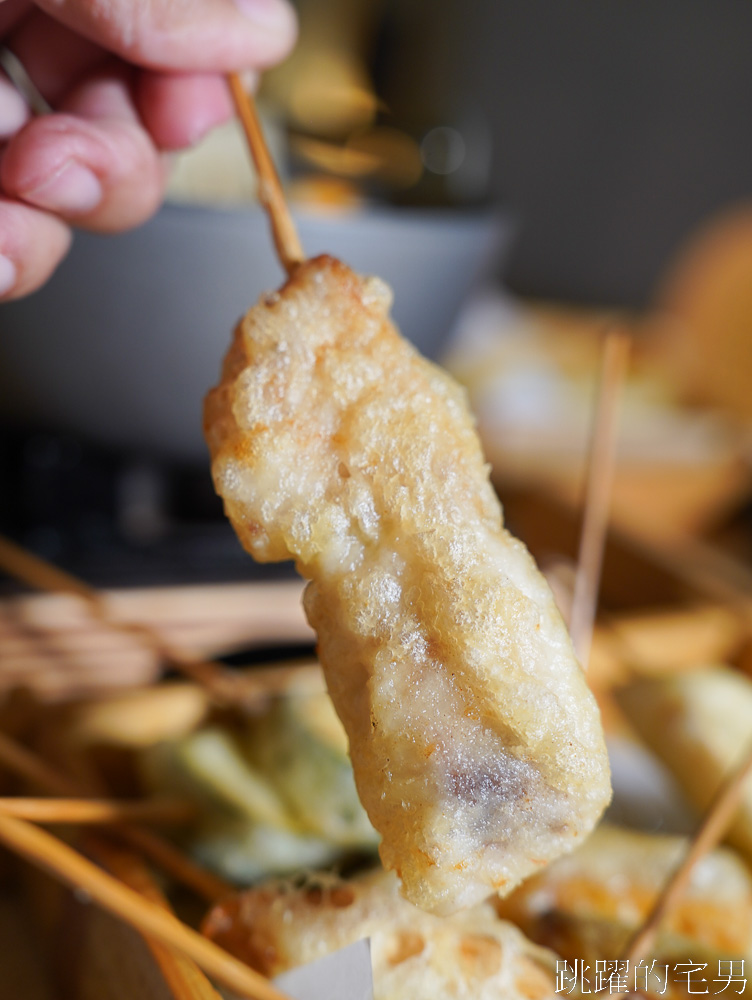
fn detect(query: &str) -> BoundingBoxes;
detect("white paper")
[220,939,373,1000]
[273,939,373,1000]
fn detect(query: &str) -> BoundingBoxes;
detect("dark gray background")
[378,0,752,306]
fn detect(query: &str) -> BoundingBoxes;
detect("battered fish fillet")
[204,255,611,914]
[202,868,558,1000]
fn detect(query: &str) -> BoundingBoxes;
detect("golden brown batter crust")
[204,255,610,914]
[202,868,558,1000]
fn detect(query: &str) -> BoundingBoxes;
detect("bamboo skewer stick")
[0,534,261,711]
[0,797,196,826]
[227,72,304,276]
[0,810,292,1000]
[83,836,225,1000]
[569,329,631,668]
[0,730,231,903]
[0,540,96,604]
[619,740,752,986]
[117,825,232,904]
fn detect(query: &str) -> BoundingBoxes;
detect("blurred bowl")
[0,203,510,460]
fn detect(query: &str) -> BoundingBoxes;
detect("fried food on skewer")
[204,254,611,915]
[496,824,752,999]
[496,824,752,976]
[617,666,752,864]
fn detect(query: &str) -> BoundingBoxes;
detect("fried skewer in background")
[204,254,611,915]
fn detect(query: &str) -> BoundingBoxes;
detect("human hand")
[0,0,296,300]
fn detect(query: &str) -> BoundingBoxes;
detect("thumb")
[31,0,297,72]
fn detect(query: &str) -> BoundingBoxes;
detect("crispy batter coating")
[497,824,752,970]
[617,667,752,864]
[202,868,558,1000]
[204,255,610,914]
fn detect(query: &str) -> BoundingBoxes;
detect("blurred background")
[1,0,752,590]
[4,8,752,987]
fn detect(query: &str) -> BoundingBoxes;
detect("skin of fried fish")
[204,255,611,915]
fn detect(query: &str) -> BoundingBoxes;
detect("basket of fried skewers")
[1,520,752,1000]
[2,237,752,998]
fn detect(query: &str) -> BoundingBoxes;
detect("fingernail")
[0,255,17,297]
[0,83,29,139]
[233,0,295,32]
[23,161,102,215]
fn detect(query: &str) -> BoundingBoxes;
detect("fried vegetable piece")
[204,255,611,914]
[617,666,752,863]
[140,689,378,883]
[497,824,752,978]
[202,868,558,1000]
[496,824,752,958]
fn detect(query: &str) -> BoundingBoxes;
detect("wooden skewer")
[81,836,221,1000]
[0,730,231,903]
[0,539,96,604]
[0,796,196,826]
[0,534,261,712]
[83,836,225,1000]
[618,740,752,983]
[227,72,304,276]
[0,810,292,1000]
[569,328,631,669]
[115,824,232,904]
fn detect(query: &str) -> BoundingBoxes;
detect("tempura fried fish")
[204,255,610,914]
